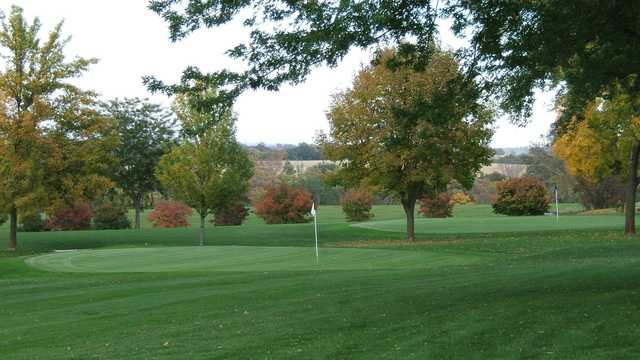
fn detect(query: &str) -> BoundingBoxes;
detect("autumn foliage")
[492,177,549,216]
[148,201,193,228]
[419,193,453,218]
[253,183,313,224]
[213,200,250,226]
[45,203,93,231]
[341,190,374,222]
[450,192,473,205]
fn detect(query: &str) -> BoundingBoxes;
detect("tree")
[286,143,322,160]
[447,1,640,233]
[148,1,640,235]
[102,98,174,229]
[291,164,343,205]
[156,94,253,245]
[319,48,493,241]
[573,176,625,211]
[146,1,439,107]
[525,143,577,202]
[0,7,114,249]
[554,94,639,228]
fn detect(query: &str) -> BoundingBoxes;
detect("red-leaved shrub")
[45,202,93,231]
[341,190,374,222]
[492,176,549,216]
[213,200,249,226]
[419,193,453,218]
[148,201,193,228]
[253,183,313,224]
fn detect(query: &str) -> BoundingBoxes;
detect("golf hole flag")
[311,203,318,263]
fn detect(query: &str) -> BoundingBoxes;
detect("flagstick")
[314,211,319,264]
[311,202,318,264]
[555,186,559,222]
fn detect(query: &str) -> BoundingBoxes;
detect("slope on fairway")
[354,214,626,234]
[25,246,484,273]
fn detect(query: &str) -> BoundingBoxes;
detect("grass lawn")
[2,204,640,359]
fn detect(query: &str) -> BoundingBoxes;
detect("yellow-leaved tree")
[554,93,640,234]
[0,7,115,249]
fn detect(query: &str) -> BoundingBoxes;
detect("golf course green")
[3,204,640,359]
[26,246,484,273]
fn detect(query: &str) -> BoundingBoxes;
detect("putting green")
[354,215,626,234]
[25,246,483,273]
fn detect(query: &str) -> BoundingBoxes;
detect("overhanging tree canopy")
[145,0,439,107]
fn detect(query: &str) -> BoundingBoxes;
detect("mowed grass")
[26,246,485,273]
[357,214,624,234]
[3,204,640,359]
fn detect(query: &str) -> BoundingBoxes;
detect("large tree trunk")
[133,195,142,230]
[624,142,640,235]
[8,205,17,250]
[401,197,417,242]
[199,214,206,246]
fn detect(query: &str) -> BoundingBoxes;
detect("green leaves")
[320,47,493,212]
[157,91,253,227]
[102,98,175,204]
[147,0,438,103]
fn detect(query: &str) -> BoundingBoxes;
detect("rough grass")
[2,204,640,359]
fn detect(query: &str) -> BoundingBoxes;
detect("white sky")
[2,0,555,148]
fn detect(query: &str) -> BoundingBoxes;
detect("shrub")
[19,213,45,232]
[492,176,549,216]
[341,190,374,222]
[450,191,473,205]
[419,192,453,218]
[213,200,250,226]
[94,203,131,230]
[148,201,193,228]
[45,202,92,231]
[574,176,624,210]
[253,183,313,224]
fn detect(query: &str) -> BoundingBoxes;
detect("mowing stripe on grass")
[25,246,485,273]
[354,215,626,234]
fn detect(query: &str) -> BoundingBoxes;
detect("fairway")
[5,205,640,359]
[25,246,484,273]
[355,214,625,234]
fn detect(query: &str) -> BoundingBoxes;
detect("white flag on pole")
[312,202,318,263]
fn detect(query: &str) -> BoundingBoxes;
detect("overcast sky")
[2,1,555,148]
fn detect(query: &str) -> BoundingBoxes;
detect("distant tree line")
[246,143,323,161]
